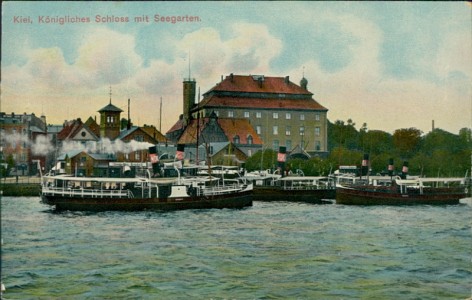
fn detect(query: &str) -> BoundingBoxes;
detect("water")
[1,197,471,299]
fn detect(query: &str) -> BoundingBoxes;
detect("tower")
[98,87,123,140]
[183,78,196,125]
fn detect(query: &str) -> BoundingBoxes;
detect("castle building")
[187,74,329,157]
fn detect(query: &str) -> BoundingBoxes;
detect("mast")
[159,96,162,132]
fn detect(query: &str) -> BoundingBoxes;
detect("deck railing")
[42,186,129,198]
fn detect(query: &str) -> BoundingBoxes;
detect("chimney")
[258,77,263,88]
[230,73,234,82]
[285,76,290,84]
[127,98,131,130]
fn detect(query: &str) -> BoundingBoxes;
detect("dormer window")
[233,135,240,144]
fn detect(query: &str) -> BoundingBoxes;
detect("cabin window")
[135,151,141,160]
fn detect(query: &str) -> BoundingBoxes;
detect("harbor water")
[1,196,471,299]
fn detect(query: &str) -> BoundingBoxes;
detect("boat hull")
[253,186,335,203]
[336,186,465,205]
[41,191,252,211]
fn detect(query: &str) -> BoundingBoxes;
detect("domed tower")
[98,88,123,140]
[300,76,308,90]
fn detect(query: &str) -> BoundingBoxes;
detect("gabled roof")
[198,95,327,111]
[84,116,100,137]
[57,119,83,140]
[177,117,262,145]
[177,118,207,144]
[204,74,312,96]
[166,118,185,135]
[141,125,167,143]
[116,126,140,140]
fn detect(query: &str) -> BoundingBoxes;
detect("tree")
[393,128,422,158]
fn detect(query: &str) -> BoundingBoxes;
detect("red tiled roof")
[84,116,100,137]
[199,95,327,111]
[217,118,263,144]
[57,119,83,140]
[205,75,312,95]
[166,118,185,134]
[177,118,208,144]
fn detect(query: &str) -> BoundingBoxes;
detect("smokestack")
[148,145,160,176]
[277,146,287,177]
[388,158,394,177]
[175,144,185,169]
[361,153,369,176]
[401,161,409,179]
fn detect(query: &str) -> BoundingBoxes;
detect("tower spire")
[109,86,112,104]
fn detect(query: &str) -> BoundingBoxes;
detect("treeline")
[246,119,472,177]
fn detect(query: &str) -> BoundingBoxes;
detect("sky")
[2,1,471,135]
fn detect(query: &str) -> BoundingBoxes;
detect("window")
[135,151,141,160]
[228,111,234,118]
[135,135,144,142]
[233,135,240,144]
[315,113,320,121]
[125,153,129,160]
[300,114,305,121]
[273,112,279,119]
[285,126,291,136]
[286,140,292,150]
[247,135,253,145]
[273,126,278,135]
[273,140,279,150]
[256,126,261,135]
[244,111,250,118]
[286,113,291,120]
[299,126,305,136]
[256,112,262,118]
[215,111,219,117]
[315,127,320,136]
[248,150,252,157]
[315,141,321,151]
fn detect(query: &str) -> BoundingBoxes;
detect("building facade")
[190,74,329,157]
[0,112,48,175]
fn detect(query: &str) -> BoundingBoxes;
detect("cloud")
[75,28,143,87]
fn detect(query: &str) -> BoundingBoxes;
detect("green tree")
[393,128,422,159]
